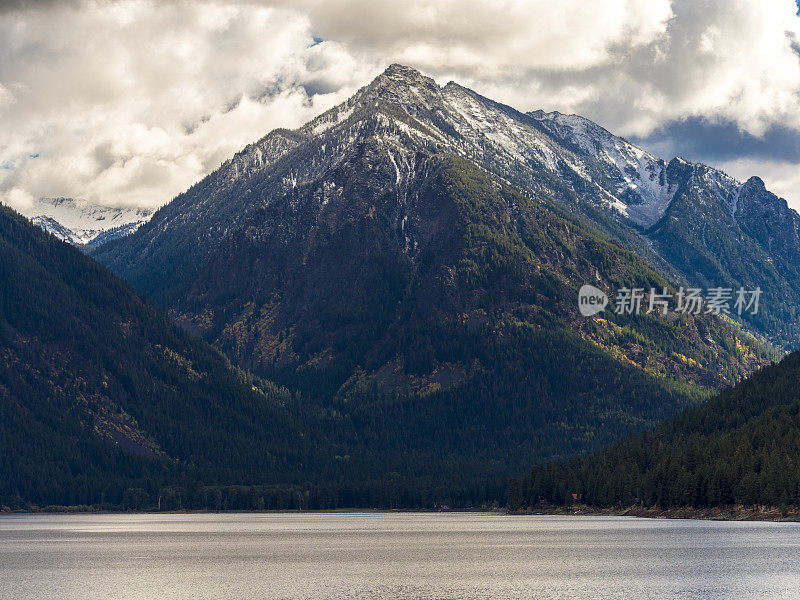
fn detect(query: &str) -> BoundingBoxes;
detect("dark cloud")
[633,118,800,165]
[0,0,80,12]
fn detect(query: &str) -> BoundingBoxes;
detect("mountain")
[645,173,800,344]
[509,350,800,511]
[0,203,324,509]
[92,65,799,348]
[84,220,152,247]
[92,64,773,475]
[529,110,800,347]
[21,197,151,246]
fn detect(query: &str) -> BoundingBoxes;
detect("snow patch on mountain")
[307,105,356,136]
[528,110,680,227]
[443,84,559,170]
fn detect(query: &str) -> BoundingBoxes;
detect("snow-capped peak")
[21,197,152,246]
[193,64,748,232]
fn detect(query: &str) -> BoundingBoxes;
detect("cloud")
[2,0,800,210]
[0,0,76,12]
[632,117,800,164]
[289,0,674,72]
[0,1,376,209]
[267,0,800,137]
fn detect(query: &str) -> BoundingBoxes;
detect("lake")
[1,512,799,599]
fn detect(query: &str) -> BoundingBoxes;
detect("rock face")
[21,197,151,246]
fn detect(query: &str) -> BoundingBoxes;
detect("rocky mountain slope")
[95,65,800,348]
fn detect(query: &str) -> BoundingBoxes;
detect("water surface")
[1,512,799,599]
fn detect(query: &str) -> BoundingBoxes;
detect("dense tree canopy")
[510,352,800,511]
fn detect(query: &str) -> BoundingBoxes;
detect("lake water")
[1,512,799,599]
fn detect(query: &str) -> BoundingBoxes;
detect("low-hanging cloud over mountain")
[2,0,800,210]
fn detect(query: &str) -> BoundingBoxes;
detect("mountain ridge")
[99,65,800,351]
[94,63,789,357]
[0,203,327,508]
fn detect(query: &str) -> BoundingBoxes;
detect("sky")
[2,0,800,211]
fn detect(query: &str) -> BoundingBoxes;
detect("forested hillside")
[509,351,800,511]
[0,204,319,508]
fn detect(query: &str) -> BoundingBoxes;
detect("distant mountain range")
[21,197,151,247]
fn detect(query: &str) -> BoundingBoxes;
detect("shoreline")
[4,504,800,522]
[508,504,800,522]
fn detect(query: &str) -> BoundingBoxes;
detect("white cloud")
[2,0,800,210]
[291,0,674,72]
[0,1,375,209]
[5,187,34,210]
